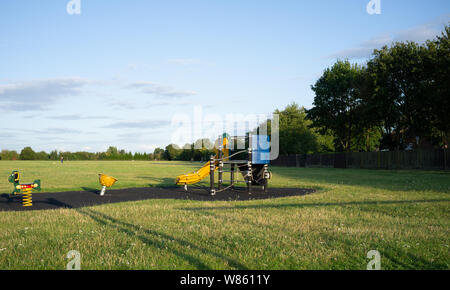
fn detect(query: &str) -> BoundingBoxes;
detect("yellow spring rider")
[98,174,118,196]
[8,171,41,207]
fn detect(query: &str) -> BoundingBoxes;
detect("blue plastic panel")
[251,135,270,164]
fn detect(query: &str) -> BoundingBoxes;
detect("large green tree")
[308,60,371,152]
[164,144,181,161]
[366,41,433,149]
[273,103,333,155]
[425,25,450,147]
[153,148,165,160]
[19,147,36,160]
[106,146,119,157]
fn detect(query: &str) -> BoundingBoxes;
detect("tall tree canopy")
[425,26,450,147]
[307,60,370,152]
[19,147,36,160]
[274,103,334,155]
[366,41,432,149]
[365,26,450,149]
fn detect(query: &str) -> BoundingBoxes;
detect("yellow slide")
[175,160,216,185]
[175,135,229,185]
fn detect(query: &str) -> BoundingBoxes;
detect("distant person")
[61,156,64,164]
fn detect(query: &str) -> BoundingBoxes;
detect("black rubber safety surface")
[0,186,315,212]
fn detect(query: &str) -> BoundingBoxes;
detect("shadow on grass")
[42,198,74,209]
[0,194,74,209]
[179,198,450,212]
[315,232,448,269]
[0,193,21,203]
[76,207,248,270]
[136,176,179,188]
[380,245,448,269]
[81,187,99,194]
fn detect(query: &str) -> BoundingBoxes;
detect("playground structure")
[98,173,118,196]
[8,170,41,207]
[176,134,272,195]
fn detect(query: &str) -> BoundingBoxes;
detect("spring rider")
[98,174,117,196]
[8,171,41,207]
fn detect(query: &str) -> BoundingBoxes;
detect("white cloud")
[0,77,90,111]
[109,100,140,110]
[102,119,170,129]
[42,127,83,134]
[127,81,197,98]
[330,15,450,59]
[46,114,110,120]
[167,58,215,67]
[393,24,442,42]
[136,144,159,152]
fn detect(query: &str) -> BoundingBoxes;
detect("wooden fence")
[271,149,449,170]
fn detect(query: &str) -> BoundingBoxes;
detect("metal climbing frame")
[208,135,271,196]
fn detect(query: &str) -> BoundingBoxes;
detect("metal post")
[247,148,252,194]
[231,163,235,190]
[444,147,447,170]
[100,185,107,196]
[210,156,215,196]
[263,164,268,193]
[218,144,223,191]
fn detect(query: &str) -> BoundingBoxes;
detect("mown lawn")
[0,161,448,269]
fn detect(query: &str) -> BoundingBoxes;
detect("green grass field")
[0,161,449,269]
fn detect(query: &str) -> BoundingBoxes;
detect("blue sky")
[0,0,449,153]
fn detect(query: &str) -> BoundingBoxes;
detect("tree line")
[0,146,157,161]
[0,144,215,162]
